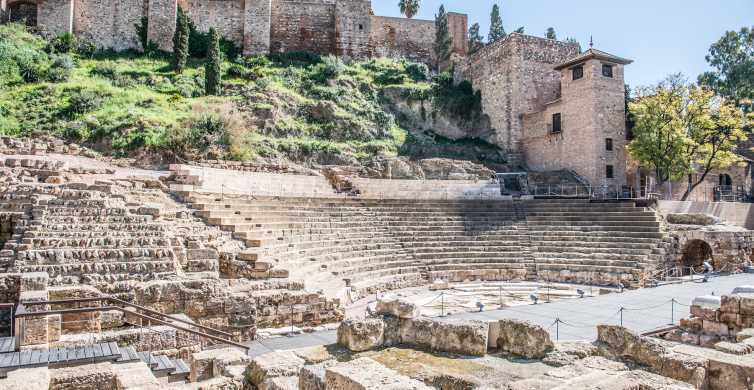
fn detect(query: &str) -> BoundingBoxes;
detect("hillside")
[0,24,506,175]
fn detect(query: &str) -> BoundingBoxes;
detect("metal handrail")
[14,303,249,351]
[19,295,234,339]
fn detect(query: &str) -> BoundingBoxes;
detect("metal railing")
[12,296,249,352]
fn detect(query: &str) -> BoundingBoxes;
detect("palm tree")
[399,0,420,19]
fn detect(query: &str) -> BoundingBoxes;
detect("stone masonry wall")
[244,0,272,55]
[37,0,73,36]
[73,0,144,51]
[147,0,177,51]
[182,0,244,45]
[457,34,579,153]
[334,0,370,60]
[270,0,335,54]
[370,16,434,64]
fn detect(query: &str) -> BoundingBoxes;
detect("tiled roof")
[554,48,633,70]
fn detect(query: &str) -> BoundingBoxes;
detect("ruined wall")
[182,0,244,45]
[37,0,73,35]
[370,16,434,64]
[244,0,272,55]
[334,0,370,60]
[270,0,335,54]
[147,0,177,51]
[73,0,144,51]
[457,34,579,153]
[522,58,628,187]
[447,12,467,55]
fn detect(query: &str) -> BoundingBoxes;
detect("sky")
[372,0,753,88]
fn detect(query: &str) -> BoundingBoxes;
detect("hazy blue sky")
[372,1,753,88]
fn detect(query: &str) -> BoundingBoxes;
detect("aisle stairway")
[186,194,668,297]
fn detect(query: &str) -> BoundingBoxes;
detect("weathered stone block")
[690,305,717,322]
[375,295,420,319]
[739,294,754,316]
[497,319,553,359]
[246,351,304,386]
[702,320,730,337]
[337,318,384,352]
[400,317,488,356]
[721,295,741,314]
[189,347,250,382]
[324,357,431,390]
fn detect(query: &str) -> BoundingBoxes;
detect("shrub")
[173,74,203,98]
[431,72,482,119]
[77,41,97,58]
[48,33,78,54]
[270,51,322,67]
[319,55,344,80]
[173,7,189,73]
[65,89,106,116]
[404,62,429,82]
[135,16,149,53]
[205,28,222,95]
[187,20,240,60]
[226,63,251,79]
[238,55,271,69]
[47,54,74,82]
[14,49,49,83]
[91,62,118,79]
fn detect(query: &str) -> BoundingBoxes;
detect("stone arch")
[719,173,733,187]
[7,0,37,26]
[680,239,714,272]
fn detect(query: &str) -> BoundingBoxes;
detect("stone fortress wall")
[10,0,467,62]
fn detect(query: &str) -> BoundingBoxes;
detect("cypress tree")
[545,27,557,40]
[205,28,221,95]
[434,5,452,68]
[173,7,189,73]
[468,23,484,55]
[488,4,505,43]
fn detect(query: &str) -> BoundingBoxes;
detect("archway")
[680,239,713,274]
[719,173,733,187]
[8,1,37,26]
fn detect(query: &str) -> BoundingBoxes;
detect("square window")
[606,165,614,179]
[605,138,613,151]
[602,64,613,78]
[551,113,562,134]
[572,65,584,80]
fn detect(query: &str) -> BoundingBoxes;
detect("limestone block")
[702,320,730,337]
[100,310,125,330]
[49,362,119,390]
[189,347,250,382]
[721,295,741,314]
[4,367,50,390]
[260,376,298,390]
[300,363,335,390]
[715,341,751,355]
[375,295,420,319]
[737,328,754,342]
[324,357,431,390]
[112,361,160,389]
[680,317,703,333]
[690,305,717,322]
[692,295,721,310]
[739,294,754,315]
[497,319,553,359]
[401,317,489,356]
[429,279,449,291]
[337,318,384,352]
[246,351,305,386]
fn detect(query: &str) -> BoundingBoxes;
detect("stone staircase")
[184,194,667,298]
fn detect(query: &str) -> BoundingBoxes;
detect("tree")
[488,4,505,43]
[434,5,452,68]
[698,27,754,113]
[173,7,190,73]
[468,23,484,55]
[545,27,556,40]
[205,28,221,95]
[514,27,524,34]
[398,0,420,19]
[628,75,747,200]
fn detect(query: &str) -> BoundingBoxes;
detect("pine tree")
[468,23,484,55]
[434,5,452,68]
[398,0,420,19]
[205,28,221,95]
[514,27,525,34]
[488,4,505,43]
[173,7,189,73]
[545,27,556,40]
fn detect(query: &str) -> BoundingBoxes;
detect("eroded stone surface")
[246,351,305,386]
[324,357,431,390]
[498,319,554,359]
[337,318,385,352]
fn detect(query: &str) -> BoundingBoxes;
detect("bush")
[270,51,322,67]
[431,72,482,119]
[48,33,78,54]
[65,89,106,116]
[404,62,429,82]
[77,41,97,58]
[226,63,251,79]
[319,55,344,79]
[91,62,118,79]
[186,19,240,60]
[47,54,74,82]
[173,74,204,98]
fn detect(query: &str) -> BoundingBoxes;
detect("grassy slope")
[0,23,502,166]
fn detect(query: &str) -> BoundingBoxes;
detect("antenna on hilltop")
[589,36,594,49]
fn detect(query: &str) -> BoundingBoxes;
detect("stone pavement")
[246,274,754,356]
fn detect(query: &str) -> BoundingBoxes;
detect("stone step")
[527,220,660,228]
[350,272,426,297]
[414,251,530,260]
[19,247,174,262]
[19,260,176,277]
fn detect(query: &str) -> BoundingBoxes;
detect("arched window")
[8,1,37,26]
[719,173,732,187]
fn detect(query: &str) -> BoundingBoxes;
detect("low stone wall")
[658,200,754,230]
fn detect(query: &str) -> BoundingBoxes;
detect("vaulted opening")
[680,239,713,273]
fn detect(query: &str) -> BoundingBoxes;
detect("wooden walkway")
[0,342,121,370]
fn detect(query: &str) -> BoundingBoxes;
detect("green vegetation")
[173,7,190,73]
[204,28,221,95]
[488,4,505,43]
[398,0,420,19]
[0,23,501,166]
[468,23,484,55]
[434,5,452,67]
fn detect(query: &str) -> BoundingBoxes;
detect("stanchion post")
[441,292,445,317]
[671,299,675,325]
[555,318,560,341]
[619,307,624,327]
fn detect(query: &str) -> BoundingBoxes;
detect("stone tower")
[335,0,371,60]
